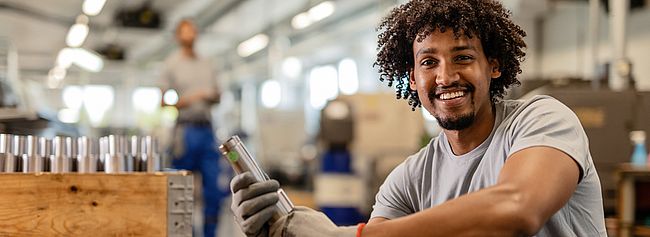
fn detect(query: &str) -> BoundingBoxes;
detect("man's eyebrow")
[452,45,477,52]
[415,48,437,57]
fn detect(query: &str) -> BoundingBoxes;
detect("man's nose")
[435,61,460,87]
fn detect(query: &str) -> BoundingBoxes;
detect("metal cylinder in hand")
[218,135,294,220]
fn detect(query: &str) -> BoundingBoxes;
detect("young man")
[230,0,607,236]
[161,19,224,237]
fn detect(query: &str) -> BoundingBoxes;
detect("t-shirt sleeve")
[507,97,590,181]
[370,161,416,220]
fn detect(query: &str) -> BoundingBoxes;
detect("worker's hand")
[269,206,358,237]
[231,172,280,237]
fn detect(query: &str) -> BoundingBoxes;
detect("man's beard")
[427,84,476,130]
[435,112,475,130]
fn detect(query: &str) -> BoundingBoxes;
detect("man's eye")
[421,59,436,66]
[456,55,474,62]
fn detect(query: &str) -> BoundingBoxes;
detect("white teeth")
[439,91,465,100]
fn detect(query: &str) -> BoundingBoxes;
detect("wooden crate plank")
[0,173,170,236]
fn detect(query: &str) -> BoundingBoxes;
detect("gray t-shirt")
[161,51,219,123]
[371,95,606,236]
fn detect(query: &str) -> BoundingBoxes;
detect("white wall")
[539,2,650,90]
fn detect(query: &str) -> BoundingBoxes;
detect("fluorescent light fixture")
[308,1,335,22]
[132,87,162,113]
[338,58,359,95]
[56,48,74,68]
[291,12,312,29]
[57,47,104,72]
[261,80,281,108]
[163,89,179,106]
[62,86,84,110]
[83,0,107,16]
[237,34,269,57]
[282,57,302,78]
[309,65,338,109]
[47,66,67,88]
[66,15,89,47]
[48,66,67,81]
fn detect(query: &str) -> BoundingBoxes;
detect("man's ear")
[489,59,501,79]
[409,69,416,90]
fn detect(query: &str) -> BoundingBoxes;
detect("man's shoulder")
[501,95,573,119]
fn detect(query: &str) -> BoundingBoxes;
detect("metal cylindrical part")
[219,135,294,217]
[105,135,126,173]
[25,135,43,172]
[118,135,134,172]
[142,136,160,172]
[77,136,97,173]
[38,137,51,171]
[130,136,141,172]
[13,135,26,172]
[0,134,13,172]
[65,137,78,172]
[50,136,70,173]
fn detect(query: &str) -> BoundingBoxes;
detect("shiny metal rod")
[24,135,43,172]
[50,136,70,173]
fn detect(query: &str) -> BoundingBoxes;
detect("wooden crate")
[0,172,193,236]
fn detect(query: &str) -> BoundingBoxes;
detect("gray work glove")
[269,206,358,237]
[231,172,280,237]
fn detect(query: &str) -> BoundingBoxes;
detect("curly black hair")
[375,0,527,110]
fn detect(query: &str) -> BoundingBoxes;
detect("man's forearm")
[363,184,538,237]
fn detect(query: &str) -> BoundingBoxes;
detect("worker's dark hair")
[374,0,527,110]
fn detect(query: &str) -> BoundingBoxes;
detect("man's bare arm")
[363,146,580,236]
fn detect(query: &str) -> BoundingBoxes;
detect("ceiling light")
[237,34,269,57]
[291,12,312,29]
[66,15,89,47]
[83,0,107,16]
[308,1,335,22]
[71,48,104,72]
[56,48,74,68]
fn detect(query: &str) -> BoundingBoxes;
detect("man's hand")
[231,172,280,237]
[269,207,358,237]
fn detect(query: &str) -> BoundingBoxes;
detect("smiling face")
[410,30,501,130]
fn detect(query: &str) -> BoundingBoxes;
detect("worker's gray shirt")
[371,95,607,236]
[161,51,219,124]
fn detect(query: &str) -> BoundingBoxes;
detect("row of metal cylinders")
[0,134,161,173]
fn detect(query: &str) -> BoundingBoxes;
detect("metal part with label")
[218,135,294,219]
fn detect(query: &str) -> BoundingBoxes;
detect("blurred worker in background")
[161,18,225,237]
[228,0,606,236]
